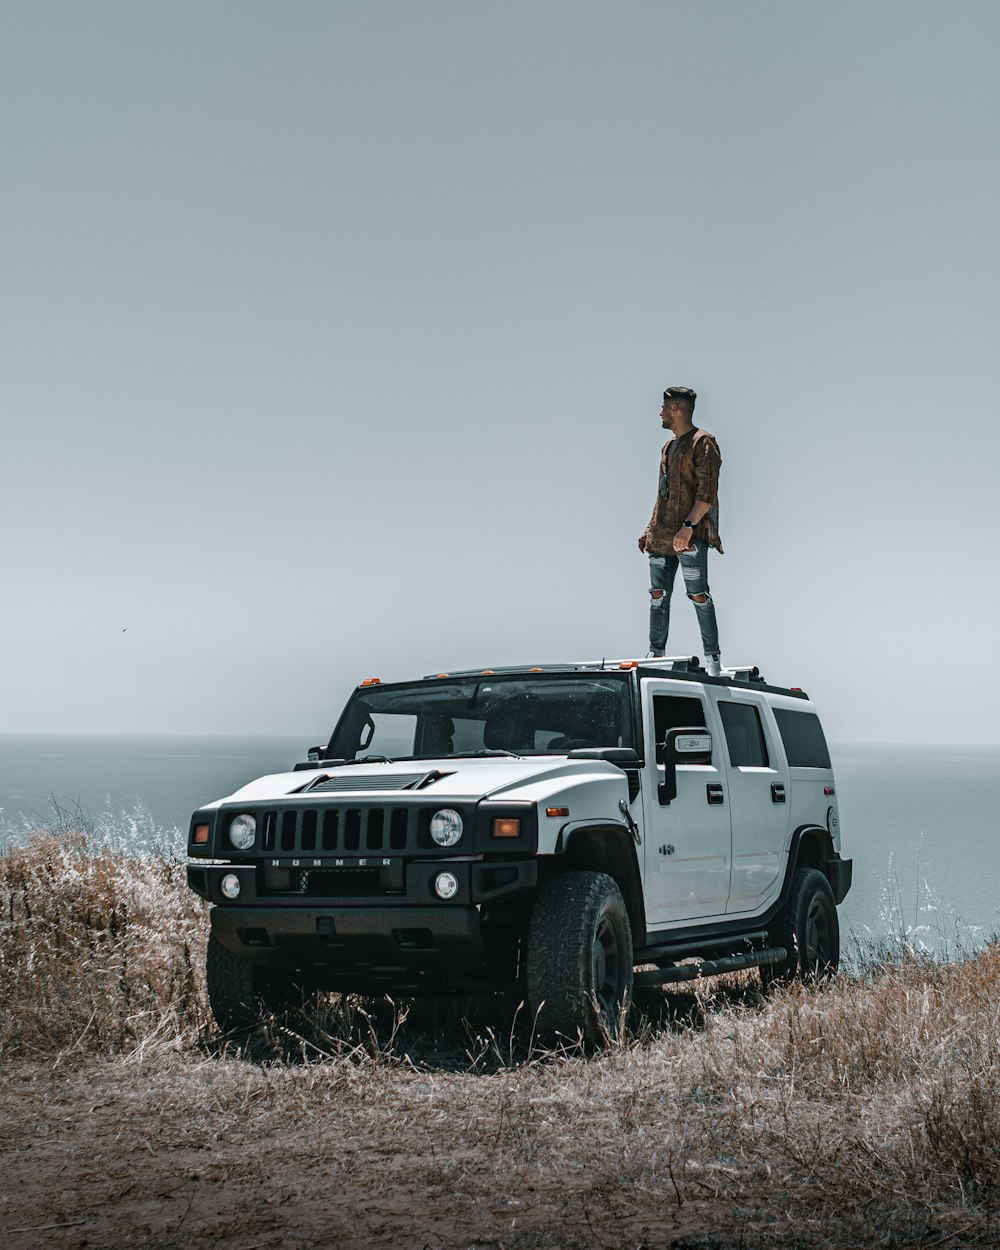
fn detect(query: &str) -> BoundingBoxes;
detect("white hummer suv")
[187,658,851,1041]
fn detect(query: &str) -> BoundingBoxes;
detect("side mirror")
[657,727,713,804]
[660,729,712,765]
[293,746,343,772]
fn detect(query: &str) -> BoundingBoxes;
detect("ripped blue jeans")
[648,543,720,659]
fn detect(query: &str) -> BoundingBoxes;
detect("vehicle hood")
[215,756,627,806]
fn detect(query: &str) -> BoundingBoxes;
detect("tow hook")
[619,798,641,846]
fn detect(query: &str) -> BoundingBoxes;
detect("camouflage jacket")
[642,427,724,556]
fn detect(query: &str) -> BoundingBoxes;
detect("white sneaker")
[705,655,722,677]
[646,650,664,659]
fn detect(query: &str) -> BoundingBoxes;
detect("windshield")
[326,674,635,761]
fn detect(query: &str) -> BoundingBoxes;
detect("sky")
[1,0,997,744]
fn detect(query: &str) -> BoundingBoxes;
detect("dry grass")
[0,828,210,1057]
[2,830,1000,1248]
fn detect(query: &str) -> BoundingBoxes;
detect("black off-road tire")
[206,932,303,1033]
[526,871,633,1045]
[760,867,840,991]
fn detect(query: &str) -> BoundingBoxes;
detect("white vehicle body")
[188,658,851,1038]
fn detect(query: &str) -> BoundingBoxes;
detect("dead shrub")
[0,829,210,1056]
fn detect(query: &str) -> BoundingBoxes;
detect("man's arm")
[674,436,720,552]
[672,499,711,553]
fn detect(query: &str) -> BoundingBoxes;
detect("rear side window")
[774,708,832,768]
[718,701,769,767]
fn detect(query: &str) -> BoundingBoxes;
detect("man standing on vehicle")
[638,386,725,675]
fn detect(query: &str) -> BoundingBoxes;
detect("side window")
[774,709,831,768]
[718,701,769,768]
[653,695,707,764]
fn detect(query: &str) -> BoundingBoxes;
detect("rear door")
[707,690,790,915]
[640,679,731,926]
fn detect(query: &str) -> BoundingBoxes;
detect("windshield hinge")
[619,798,641,846]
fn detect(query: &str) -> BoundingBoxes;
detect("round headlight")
[430,808,463,847]
[228,814,257,851]
[220,872,242,900]
[434,871,459,900]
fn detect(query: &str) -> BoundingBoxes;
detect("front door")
[641,680,732,927]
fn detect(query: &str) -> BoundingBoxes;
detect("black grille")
[259,805,413,854]
[624,769,641,803]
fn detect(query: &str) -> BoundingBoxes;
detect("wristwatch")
[682,518,695,529]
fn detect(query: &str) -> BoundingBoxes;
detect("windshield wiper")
[446,749,524,760]
[340,754,396,766]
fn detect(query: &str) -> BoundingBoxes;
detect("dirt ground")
[0,1045,990,1250]
[0,1056,731,1250]
[4,838,998,1248]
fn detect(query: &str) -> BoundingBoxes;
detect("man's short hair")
[663,386,697,413]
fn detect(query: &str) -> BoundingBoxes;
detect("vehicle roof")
[409,658,810,701]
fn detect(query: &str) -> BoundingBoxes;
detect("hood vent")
[305,769,455,794]
[307,773,426,793]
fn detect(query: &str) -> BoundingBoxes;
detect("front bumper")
[209,904,507,993]
[192,855,538,993]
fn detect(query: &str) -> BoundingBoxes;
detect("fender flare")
[787,824,852,905]
[552,820,647,941]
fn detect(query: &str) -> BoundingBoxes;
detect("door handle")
[771,783,786,803]
[706,784,724,805]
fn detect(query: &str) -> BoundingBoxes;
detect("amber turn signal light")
[491,817,521,838]
[545,807,569,818]
[193,824,209,845]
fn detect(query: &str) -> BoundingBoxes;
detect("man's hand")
[638,534,647,553]
[672,526,694,554]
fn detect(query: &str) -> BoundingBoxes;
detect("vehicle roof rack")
[424,658,705,678]
[604,655,702,673]
[417,660,806,698]
[725,665,763,683]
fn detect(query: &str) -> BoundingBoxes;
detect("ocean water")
[0,733,304,846]
[1,733,997,949]
[832,743,1000,950]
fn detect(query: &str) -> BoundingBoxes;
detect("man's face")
[660,401,679,431]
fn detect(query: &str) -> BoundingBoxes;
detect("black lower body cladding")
[827,854,852,904]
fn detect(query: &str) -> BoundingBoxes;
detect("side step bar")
[634,946,788,987]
